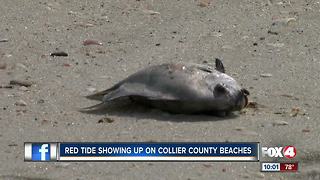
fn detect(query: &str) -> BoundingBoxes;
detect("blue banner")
[57,142,259,161]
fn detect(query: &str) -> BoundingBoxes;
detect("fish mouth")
[241,88,250,108]
[234,88,250,110]
[244,95,249,108]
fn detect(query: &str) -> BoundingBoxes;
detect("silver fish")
[83,59,249,115]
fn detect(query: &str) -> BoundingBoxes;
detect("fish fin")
[215,58,225,73]
[86,90,110,100]
[101,83,178,102]
[86,84,120,100]
[89,80,178,103]
[101,88,130,101]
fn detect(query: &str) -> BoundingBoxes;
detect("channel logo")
[261,146,296,159]
[24,143,57,161]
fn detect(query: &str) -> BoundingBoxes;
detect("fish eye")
[214,83,227,94]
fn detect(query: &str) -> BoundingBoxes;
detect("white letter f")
[39,144,49,161]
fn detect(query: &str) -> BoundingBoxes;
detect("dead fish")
[83,59,249,116]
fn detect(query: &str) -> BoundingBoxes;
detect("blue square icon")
[32,144,50,161]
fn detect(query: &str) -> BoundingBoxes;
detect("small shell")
[75,22,95,27]
[260,73,272,78]
[266,43,284,48]
[15,100,27,106]
[143,10,160,15]
[83,39,103,46]
[286,18,297,25]
[0,39,9,42]
[199,0,210,7]
[272,120,289,126]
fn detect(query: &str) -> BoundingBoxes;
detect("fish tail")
[79,102,107,112]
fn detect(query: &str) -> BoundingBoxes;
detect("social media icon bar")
[24,143,58,161]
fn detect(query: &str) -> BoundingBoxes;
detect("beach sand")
[0,0,319,179]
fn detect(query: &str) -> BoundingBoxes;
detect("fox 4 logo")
[262,146,296,159]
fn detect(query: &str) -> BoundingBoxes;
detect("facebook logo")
[32,144,50,161]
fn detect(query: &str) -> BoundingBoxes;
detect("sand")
[0,0,320,179]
